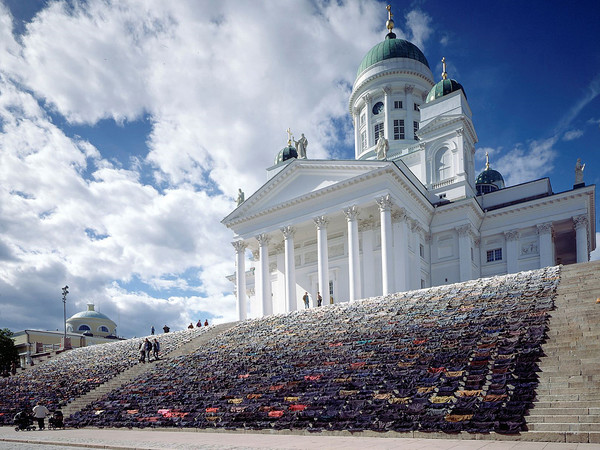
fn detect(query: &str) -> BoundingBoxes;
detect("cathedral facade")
[222,10,595,320]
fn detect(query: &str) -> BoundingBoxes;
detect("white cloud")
[2,0,416,337]
[404,10,433,53]
[563,129,584,141]
[476,136,558,186]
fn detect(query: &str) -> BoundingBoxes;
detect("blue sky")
[0,0,598,338]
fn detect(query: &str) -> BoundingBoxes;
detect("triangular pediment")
[223,159,389,225]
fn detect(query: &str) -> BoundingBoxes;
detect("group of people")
[13,402,64,430]
[189,319,210,328]
[302,291,333,308]
[69,267,558,434]
[138,338,160,363]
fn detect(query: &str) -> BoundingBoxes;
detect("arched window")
[435,148,453,181]
[78,324,91,331]
[98,326,109,333]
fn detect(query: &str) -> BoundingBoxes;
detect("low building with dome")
[223,6,596,320]
[66,303,117,338]
[13,303,121,368]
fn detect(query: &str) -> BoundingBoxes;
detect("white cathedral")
[222,8,596,321]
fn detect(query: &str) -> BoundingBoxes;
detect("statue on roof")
[376,133,388,160]
[575,158,585,185]
[293,133,308,159]
[236,188,245,206]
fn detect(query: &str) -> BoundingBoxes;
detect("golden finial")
[386,5,395,33]
[485,151,490,170]
[286,127,293,147]
[441,57,448,80]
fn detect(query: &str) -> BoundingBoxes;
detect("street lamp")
[62,285,69,341]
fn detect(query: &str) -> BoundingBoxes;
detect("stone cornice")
[349,69,434,114]
[418,115,477,145]
[224,162,434,228]
[435,197,485,221]
[222,160,389,226]
[484,186,595,220]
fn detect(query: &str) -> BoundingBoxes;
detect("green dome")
[476,168,505,189]
[357,36,430,77]
[274,146,297,165]
[426,78,466,103]
[70,309,111,320]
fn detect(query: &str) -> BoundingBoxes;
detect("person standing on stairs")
[152,339,160,360]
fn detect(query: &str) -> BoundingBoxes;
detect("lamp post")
[62,285,69,341]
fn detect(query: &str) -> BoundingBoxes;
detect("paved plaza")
[1,427,600,450]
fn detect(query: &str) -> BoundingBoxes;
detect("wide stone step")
[527,423,600,432]
[527,415,600,424]
[536,395,600,404]
[532,401,600,410]
[528,407,596,416]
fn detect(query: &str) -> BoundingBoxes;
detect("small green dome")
[357,36,430,77]
[476,154,504,194]
[426,78,466,103]
[70,309,111,320]
[476,168,504,186]
[274,146,297,165]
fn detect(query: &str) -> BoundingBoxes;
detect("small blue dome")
[274,146,297,165]
[476,159,505,195]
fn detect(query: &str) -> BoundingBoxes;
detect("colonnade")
[232,210,590,321]
[232,195,424,321]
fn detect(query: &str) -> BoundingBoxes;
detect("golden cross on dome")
[386,5,394,32]
[485,151,490,170]
[442,57,448,80]
[286,127,293,146]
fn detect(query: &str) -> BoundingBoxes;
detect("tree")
[0,328,19,374]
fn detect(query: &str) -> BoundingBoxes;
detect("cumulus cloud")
[2,0,415,337]
[476,136,558,187]
[404,10,433,52]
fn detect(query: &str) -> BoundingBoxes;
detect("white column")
[536,222,554,267]
[473,237,481,279]
[256,233,272,316]
[275,245,285,314]
[376,195,394,295]
[456,225,472,282]
[281,226,297,312]
[360,220,375,297]
[405,85,414,140]
[383,86,393,142]
[504,230,520,274]
[392,209,409,292]
[232,241,248,321]
[410,222,423,290]
[574,215,589,263]
[364,94,372,148]
[314,216,329,305]
[344,205,362,301]
[352,107,360,159]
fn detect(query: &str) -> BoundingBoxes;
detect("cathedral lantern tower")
[419,57,477,200]
[349,5,435,161]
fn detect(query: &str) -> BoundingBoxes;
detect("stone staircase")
[62,322,237,418]
[525,260,600,443]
